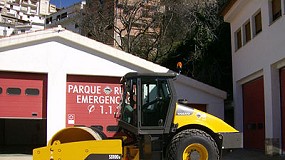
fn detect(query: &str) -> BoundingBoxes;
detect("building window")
[7,88,21,95]
[56,15,60,21]
[25,88,40,96]
[46,17,52,24]
[3,30,7,36]
[254,11,262,35]
[244,21,251,43]
[61,12,68,19]
[235,28,242,51]
[271,0,281,22]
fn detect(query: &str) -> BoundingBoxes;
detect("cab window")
[121,79,137,126]
[141,78,170,126]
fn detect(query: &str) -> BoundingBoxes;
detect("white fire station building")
[0,27,227,151]
[222,0,285,155]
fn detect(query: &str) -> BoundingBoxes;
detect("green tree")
[161,0,232,94]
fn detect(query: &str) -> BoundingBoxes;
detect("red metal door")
[280,68,285,152]
[243,77,265,151]
[0,72,47,119]
[66,75,121,137]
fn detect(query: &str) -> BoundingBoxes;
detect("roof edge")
[220,0,237,17]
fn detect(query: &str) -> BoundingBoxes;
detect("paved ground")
[0,149,285,160]
[0,154,32,160]
[222,149,285,160]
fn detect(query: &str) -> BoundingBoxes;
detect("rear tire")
[166,129,219,160]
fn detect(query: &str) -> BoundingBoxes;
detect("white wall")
[224,0,285,141]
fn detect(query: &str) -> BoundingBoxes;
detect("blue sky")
[50,0,82,8]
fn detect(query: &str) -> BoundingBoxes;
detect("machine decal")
[196,112,207,120]
[176,104,194,116]
[85,154,121,160]
[109,154,121,159]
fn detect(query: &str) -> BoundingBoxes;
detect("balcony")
[20,6,28,12]
[21,0,37,9]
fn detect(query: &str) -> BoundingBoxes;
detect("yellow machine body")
[33,127,123,160]
[33,139,122,160]
[33,106,239,160]
[173,104,238,133]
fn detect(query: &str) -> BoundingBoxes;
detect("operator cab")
[118,72,177,135]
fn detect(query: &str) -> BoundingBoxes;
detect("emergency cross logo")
[104,86,112,95]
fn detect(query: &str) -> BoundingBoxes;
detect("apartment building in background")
[0,0,57,37]
[44,1,86,34]
[114,0,162,47]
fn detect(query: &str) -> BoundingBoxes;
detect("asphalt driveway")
[222,149,285,160]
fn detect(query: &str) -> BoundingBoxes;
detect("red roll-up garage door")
[280,68,285,152]
[0,72,47,119]
[242,77,265,151]
[0,71,47,153]
[66,75,121,137]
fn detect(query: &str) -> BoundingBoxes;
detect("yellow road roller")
[33,72,242,160]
